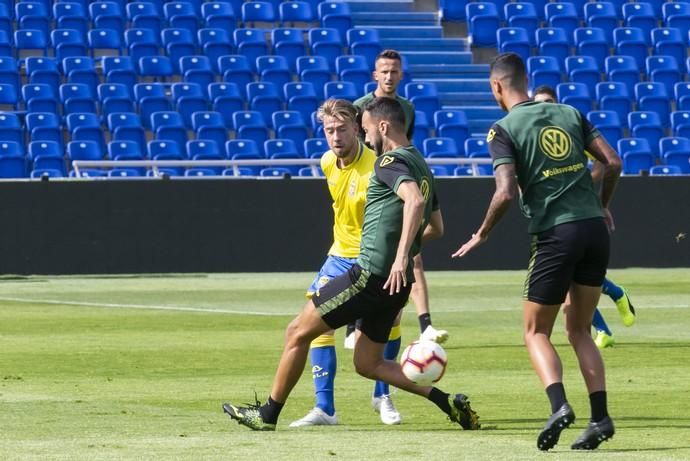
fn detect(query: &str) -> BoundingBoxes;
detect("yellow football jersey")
[320,142,377,258]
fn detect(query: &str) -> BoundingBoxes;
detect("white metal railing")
[70,157,494,178]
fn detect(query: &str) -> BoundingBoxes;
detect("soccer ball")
[399,340,448,386]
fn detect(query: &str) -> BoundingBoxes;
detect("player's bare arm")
[422,209,444,242]
[586,136,622,231]
[452,162,517,258]
[383,180,425,295]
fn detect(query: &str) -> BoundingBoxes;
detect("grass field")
[1,269,689,460]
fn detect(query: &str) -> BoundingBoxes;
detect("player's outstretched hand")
[451,233,487,259]
[384,255,408,295]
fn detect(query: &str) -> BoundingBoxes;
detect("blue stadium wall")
[0,177,688,275]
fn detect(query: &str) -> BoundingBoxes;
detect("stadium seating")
[613,27,648,69]
[527,56,562,91]
[628,111,664,157]
[257,55,293,89]
[605,55,640,98]
[218,55,255,90]
[618,138,655,175]
[584,2,618,43]
[622,3,655,45]
[672,111,690,138]
[497,27,531,63]
[504,2,538,46]
[596,82,631,129]
[273,28,307,72]
[557,82,592,114]
[565,56,601,98]
[0,113,24,150]
[423,137,459,158]
[347,28,380,69]
[466,2,500,46]
[635,82,671,125]
[434,110,469,152]
[573,27,609,71]
[659,137,690,173]
[545,2,579,46]
[587,111,623,147]
[536,28,570,71]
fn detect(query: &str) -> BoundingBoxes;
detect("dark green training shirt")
[357,145,438,279]
[353,92,416,140]
[488,101,604,234]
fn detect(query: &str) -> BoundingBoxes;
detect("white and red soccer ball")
[399,340,448,386]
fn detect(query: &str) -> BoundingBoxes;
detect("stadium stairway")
[348,0,501,136]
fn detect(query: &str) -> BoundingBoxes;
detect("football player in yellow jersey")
[533,86,637,349]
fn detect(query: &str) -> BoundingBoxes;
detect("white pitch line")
[0,296,296,316]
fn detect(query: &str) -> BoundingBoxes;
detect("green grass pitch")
[1,269,689,460]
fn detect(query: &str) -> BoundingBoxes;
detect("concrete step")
[380,38,469,52]
[440,92,496,106]
[365,26,444,39]
[443,105,506,121]
[408,64,489,79]
[418,78,490,93]
[351,11,439,26]
[347,2,415,13]
[403,51,473,65]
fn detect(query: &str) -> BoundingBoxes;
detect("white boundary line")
[0,296,687,315]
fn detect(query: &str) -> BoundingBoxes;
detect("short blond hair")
[317,99,358,125]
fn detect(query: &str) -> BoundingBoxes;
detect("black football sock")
[345,322,356,337]
[545,382,567,414]
[418,313,432,333]
[589,391,609,422]
[428,387,452,416]
[259,396,284,424]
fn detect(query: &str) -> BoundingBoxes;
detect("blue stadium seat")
[584,2,618,43]
[234,28,269,73]
[148,140,184,163]
[162,28,196,74]
[31,168,64,178]
[192,111,228,148]
[218,55,255,90]
[505,2,538,46]
[125,29,159,64]
[199,28,235,74]
[465,137,489,158]
[51,29,88,62]
[272,28,306,73]
[208,82,244,128]
[226,139,262,172]
[596,82,630,129]
[297,55,331,100]
[185,167,219,177]
[0,83,18,111]
[347,28,381,69]
[675,82,690,112]
[309,28,343,72]
[335,55,370,95]
[247,81,283,122]
[649,165,683,175]
[628,111,664,156]
[273,110,308,146]
[284,81,319,123]
[98,83,135,116]
[233,111,269,153]
[66,140,102,164]
[187,140,223,162]
[0,141,27,178]
[527,56,562,91]
[28,141,65,176]
[434,110,469,152]
[587,110,623,147]
[635,82,671,124]
[545,2,579,46]
[613,27,647,69]
[242,1,276,25]
[171,82,208,129]
[22,83,58,113]
[659,136,690,173]
[671,110,690,138]
[265,139,301,175]
[0,113,24,150]
[574,27,609,70]
[257,55,293,89]
[16,2,50,37]
[138,56,173,82]
[202,1,237,33]
[280,1,313,24]
[622,2,655,45]
[108,140,143,161]
[61,83,97,114]
[618,137,655,174]
[318,1,351,42]
[423,137,459,158]
[497,27,531,63]
[15,29,48,58]
[103,57,136,93]
[324,81,358,101]
[54,2,88,41]
[165,2,199,36]
[152,111,188,149]
[128,2,162,41]
[409,110,427,149]
[107,168,142,177]
[311,110,324,137]
[651,28,686,70]
[90,1,124,34]
[405,82,441,122]
[108,113,146,152]
[26,112,62,147]
[646,56,681,97]
[304,138,327,158]
[605,55,639,97]
[180,56,215,88]
[466,2,500,46]
[66,113,105,153]
[260,167,292,177]
[0,29,11,57]
[88,29,122,57]
[25,57,60,98]
[566,56,600,98]
[557,82,591,114]
[134,82,170,130]
[663,2,690,38]
[536,28,570,71]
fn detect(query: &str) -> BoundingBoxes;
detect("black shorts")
[312,264,411,343]
[524,217,609,305]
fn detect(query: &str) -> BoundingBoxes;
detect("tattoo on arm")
[477,163,517,238]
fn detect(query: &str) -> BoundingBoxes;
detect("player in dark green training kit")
[453,53,621,451]
[223,97,480,432]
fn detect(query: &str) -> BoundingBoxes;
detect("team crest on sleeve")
[379,155,395,167]
[420,178,430,202]
[486,128,496,143]
[538,126,572,161]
